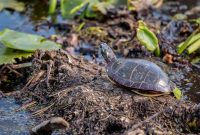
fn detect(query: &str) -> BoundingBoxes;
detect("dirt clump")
[3,50,198,135]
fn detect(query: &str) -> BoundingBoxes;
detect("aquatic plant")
[0,29,61,65]
[178,27,200,55]
[49,0,126,19]
[136,20,160,56]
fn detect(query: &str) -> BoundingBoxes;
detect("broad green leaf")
[49,0,57,14]
[60,0,84,19]
[136,20,159,56]
[172,87,182,100]
[0,45,33,65]
[0,0,25,12]
[0,29,61,52]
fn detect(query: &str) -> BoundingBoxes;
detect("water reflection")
[0,9,55,37]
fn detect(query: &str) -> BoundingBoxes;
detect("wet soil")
[2,50,198,135]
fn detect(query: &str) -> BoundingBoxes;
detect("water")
[0,7,55,37]
[0,97,34,135]
[184,68,200,103]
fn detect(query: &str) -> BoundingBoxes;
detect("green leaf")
[60,0,84,19]
[85,0,99,18]
[178,32,200,54]
[190,18,200,24]
[191,57,200,64]
[49,0,57,14]
[93,2,108,15]
[0,0,25,12]
[187,38,200,54]
[93,1,114,15]
[173,13,187,20]
[136,20,160,56]
[86,0,121,17]
[70,1,87,15]
[0,29,61,52]
[75,22,85,32]
[172,87,182,100]
[0,45,33,65]
[59,0,125,19]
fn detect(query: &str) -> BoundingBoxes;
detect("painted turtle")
[100,43,176,96]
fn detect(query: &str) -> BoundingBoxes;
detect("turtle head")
[100,43,116,63]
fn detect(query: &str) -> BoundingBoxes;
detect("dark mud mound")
[8,50,199,135]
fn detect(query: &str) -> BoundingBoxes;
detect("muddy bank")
[1,50,198,135]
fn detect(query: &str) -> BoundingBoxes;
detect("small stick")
[46,60,53,88]
[15,101,36,112]
[49,87,73,97]
[10,62,32,69]
[22,70,45,91]
[32,103,54,116]
[6,66,23,76]
[0,65,7,74]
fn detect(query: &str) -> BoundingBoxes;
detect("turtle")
[100,42,176,96]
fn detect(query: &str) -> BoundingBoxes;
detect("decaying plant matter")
[2,50,198,134]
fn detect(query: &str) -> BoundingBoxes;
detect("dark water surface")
[0,98,34,135]
[184,68,200,103]
[0,0,200,134]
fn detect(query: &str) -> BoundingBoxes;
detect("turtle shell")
[106,59,172,93]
